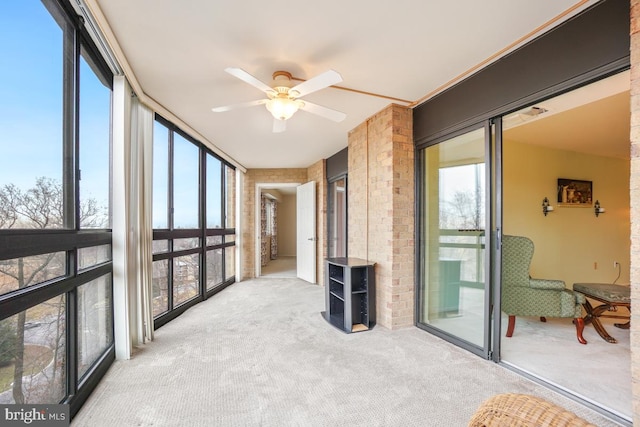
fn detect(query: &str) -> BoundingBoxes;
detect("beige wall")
[348,104,414,329]
[503,140,630,286]
[277,194,297,256]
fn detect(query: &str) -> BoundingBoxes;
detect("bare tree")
[0,184,18,229]
[448,190,483,229]
[0,319,16,366]
[0,177,106,403]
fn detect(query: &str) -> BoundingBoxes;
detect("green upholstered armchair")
[501,235,587,344]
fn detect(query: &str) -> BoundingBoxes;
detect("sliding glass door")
[417,123,495,357]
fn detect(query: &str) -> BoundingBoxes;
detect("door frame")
[491,117,503,362]
[254,182,300,278]
[414,120,496,360]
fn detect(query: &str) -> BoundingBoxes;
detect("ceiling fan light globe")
[266,97,300,121]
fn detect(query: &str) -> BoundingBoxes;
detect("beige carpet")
[501,314,631,419]
[72,278,623,426]
[427,286,631,420]
[261,256,296,278]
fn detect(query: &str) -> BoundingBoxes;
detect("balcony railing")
[439,228,485,287]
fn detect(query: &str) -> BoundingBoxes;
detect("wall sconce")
[542,197,554,216]
[594,200,606,217]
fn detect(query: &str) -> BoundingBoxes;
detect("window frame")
[152,115,236,328]
[0,0,114,417]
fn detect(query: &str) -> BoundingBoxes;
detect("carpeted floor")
[261,256,297,278]
[426,286,631,419]
[501,314,630,419]
[72,278,623,426]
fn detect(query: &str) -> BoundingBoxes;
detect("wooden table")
[573,283,630,343]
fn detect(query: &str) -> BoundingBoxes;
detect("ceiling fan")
[212,67,347,133]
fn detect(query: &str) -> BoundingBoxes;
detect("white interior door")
[296,181,316,283]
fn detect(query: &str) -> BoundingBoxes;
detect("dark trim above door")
[413,0,630,146]
[326,147,348,181]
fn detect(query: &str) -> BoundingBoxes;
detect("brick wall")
[348,104,414,329]
[347,121,368,259]
[630,0,640,421]
[241,168,308,279]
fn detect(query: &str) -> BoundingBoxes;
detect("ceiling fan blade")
[299,101,346,122]
[289,70,343,98]
[212,98,267,112]
[272,118,286,133]
[225,67,276,95]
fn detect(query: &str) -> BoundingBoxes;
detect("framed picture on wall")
[557,178,593,206]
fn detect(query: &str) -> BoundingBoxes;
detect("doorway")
[256,183,299,279]
[416,123,495,358]
[416,71,632,423]
[499,72,631,420]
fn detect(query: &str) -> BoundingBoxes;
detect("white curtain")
[130,96,155,344]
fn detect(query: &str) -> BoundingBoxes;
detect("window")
[206,249,223,290]
[0,252,66,295]
[0,2,65,230]
[152,116,236,326]
[0,296,67,404]
[0,0,114,414]
[173,133,199,229]
[152,260,169,317]
[79,51,111,229]
[77,274,113,380]
[173,254,199,306]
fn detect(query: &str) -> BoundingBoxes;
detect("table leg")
[614,321,630,329]
[582,299,617,344]
[614,305,631,329]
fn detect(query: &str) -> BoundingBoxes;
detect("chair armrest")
[529,278,565,290]
[573,291,586,304]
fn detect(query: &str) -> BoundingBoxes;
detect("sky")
[1,1,227,230]
[0,1,110,213]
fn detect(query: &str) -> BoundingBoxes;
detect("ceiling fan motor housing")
[272,71,294,94]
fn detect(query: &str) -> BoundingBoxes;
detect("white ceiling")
[504,71,630,160]
[90,0,600,169]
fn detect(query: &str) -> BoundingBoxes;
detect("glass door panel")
[418,126,489,350]
[328,176,347,258]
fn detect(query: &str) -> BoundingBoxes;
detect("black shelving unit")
[323,257,375,333]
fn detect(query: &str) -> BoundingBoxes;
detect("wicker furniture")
[468,393,595,427]
[573,282,631,343]
[502,235,587,344]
